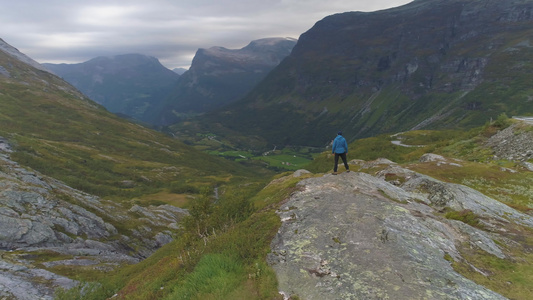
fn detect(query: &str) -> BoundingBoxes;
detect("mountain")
[43,38,296,127]
[156,37,297,125]
[172,67,188,75]
[43,54,180,124]
[0,38,272,298]
[184,0,533,148]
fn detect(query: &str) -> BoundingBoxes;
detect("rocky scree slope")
[204,0,533,148]
[0,147,188,299]
[269,155,533,299]
[485,121,533,171]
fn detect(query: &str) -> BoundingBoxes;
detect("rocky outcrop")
[268,159,532,299]
[0,149,188,299]
[485,122,533,163]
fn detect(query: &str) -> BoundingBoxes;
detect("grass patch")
[444,209,484,229]
[134,191,191,208]
[164,254,245,300]
[452,246,533,300]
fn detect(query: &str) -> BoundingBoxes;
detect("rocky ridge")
[0,142,188,299]
[269,156,533,299]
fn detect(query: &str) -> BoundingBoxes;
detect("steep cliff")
[196,0,533,148]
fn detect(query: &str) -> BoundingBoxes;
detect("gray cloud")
[0,0,412,69]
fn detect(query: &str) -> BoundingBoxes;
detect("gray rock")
[486,123,533,161]
[0,153,189,298]
[43,258,98,268]
[293,169,311,177]
[420,153,447,162]
[419,153,463,167]
[520,161,533,172]
[0,257,77,300]
[269,172,510,299]
[155,232,173,247]
[401,173,533,227]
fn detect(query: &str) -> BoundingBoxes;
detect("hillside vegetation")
[0,42,278,299]
[173,0,533,149]
[0,48,272,204]
[56,117,533,299]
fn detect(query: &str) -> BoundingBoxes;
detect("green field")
[208,147,318,171]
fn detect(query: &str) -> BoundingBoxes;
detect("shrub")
[492,113,511,129]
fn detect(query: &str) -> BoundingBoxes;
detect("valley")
[1,0,533,299]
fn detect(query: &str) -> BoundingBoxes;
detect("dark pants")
[334,152,349,172]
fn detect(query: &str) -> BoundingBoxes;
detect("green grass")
[450,229,533,300]
[444,209,484,228]
[164,254,245,300]
[52,171,310,300]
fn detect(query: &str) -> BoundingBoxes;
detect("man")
[332,131,350,175]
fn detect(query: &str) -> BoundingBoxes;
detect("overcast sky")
[1,0,412,69]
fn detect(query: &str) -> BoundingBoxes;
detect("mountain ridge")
[183,0,533,149]
[0,38,48,72]
[154,37,297,125]
[43,53,180,124]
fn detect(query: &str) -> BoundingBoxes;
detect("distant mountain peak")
[156,37,297,124]
[198,37,297,65]
[43,53,180,123]
[246,37,298,47]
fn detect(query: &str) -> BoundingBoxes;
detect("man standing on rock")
[332,131,350,175]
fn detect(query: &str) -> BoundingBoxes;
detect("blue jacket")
[332,135,348,154]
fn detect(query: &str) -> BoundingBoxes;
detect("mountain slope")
[43,54,180,124]
[187,0,533,148]
[0,37,273,213]
[0,37,273,298]
[156,37,296,125]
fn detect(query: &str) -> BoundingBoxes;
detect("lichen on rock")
[268,164,525,299]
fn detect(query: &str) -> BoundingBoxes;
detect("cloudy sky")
[1,0,412,69]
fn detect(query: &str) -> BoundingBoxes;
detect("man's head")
[338,131,342,135]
